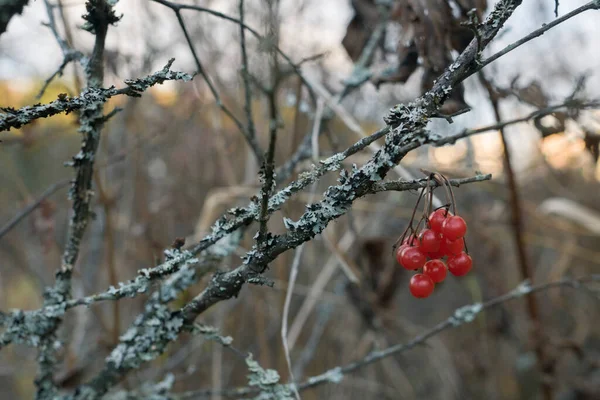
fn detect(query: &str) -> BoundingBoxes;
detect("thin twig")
[170,275,600,398]
[172,9,263,163]
[479,72,550,400]
[0,179,70,240]
[149,0,318,103]
[92,170,120,346]
[281,244,306,400]
[430,99,600,148]
[479,0,600,70]
[238,0,256,147]
[281,104,326,399]
[39,0,86,98]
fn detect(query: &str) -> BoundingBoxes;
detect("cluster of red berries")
[394,173,473,298]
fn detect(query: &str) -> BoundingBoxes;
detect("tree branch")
[480,0,600,70]
[0,59,193,132]
[180,0,526,324]
[34,1,119,396]
[147,275,600,399]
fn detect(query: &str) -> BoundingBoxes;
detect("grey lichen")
[449,303,483,326]
[245,354,294,400]
[192,324,233,346]
[306,366,344,385]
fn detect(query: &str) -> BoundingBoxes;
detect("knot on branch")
[82,0,122,34]
[450,303,483,326]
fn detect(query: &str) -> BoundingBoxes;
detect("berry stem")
[393,185,426,251]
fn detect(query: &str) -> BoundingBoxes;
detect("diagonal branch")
[0,179,70,240]
[480,0,600,70]
[180,0,527,324]
[148,275,600,399]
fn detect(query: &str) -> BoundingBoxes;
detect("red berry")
[419,229,441,253]
[427,250,445,259]
[440,237,464,256]
[399,246,427,270]
[395,244,409,265]
[429,209,452,234]
[447,252,473,276]
[442,215,467,241]
[409,274,435,298]
[423,259,447,283]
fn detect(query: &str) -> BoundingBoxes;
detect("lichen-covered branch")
[369,173,492,194]
[180,0,525,323]
[256,1,281,251]
[188,126,390,258]
[0,250,215,349]
[34,2,119,397]
[70,232,241,399]
[0,59,193,132]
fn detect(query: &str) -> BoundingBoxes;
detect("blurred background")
[0,0,599,399]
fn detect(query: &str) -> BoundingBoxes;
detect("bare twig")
[167,275,600,398]
[479,72,550,400]
[0,179,69,240]
[479,0,600,70]
[149,0,318,103]
[281,244,305,400]
[238,0,256,146]
[431,99,600,148]
[38,0,86,98]
[281,94,324,400]
[92,170,120,346]
[171,8,263,163]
